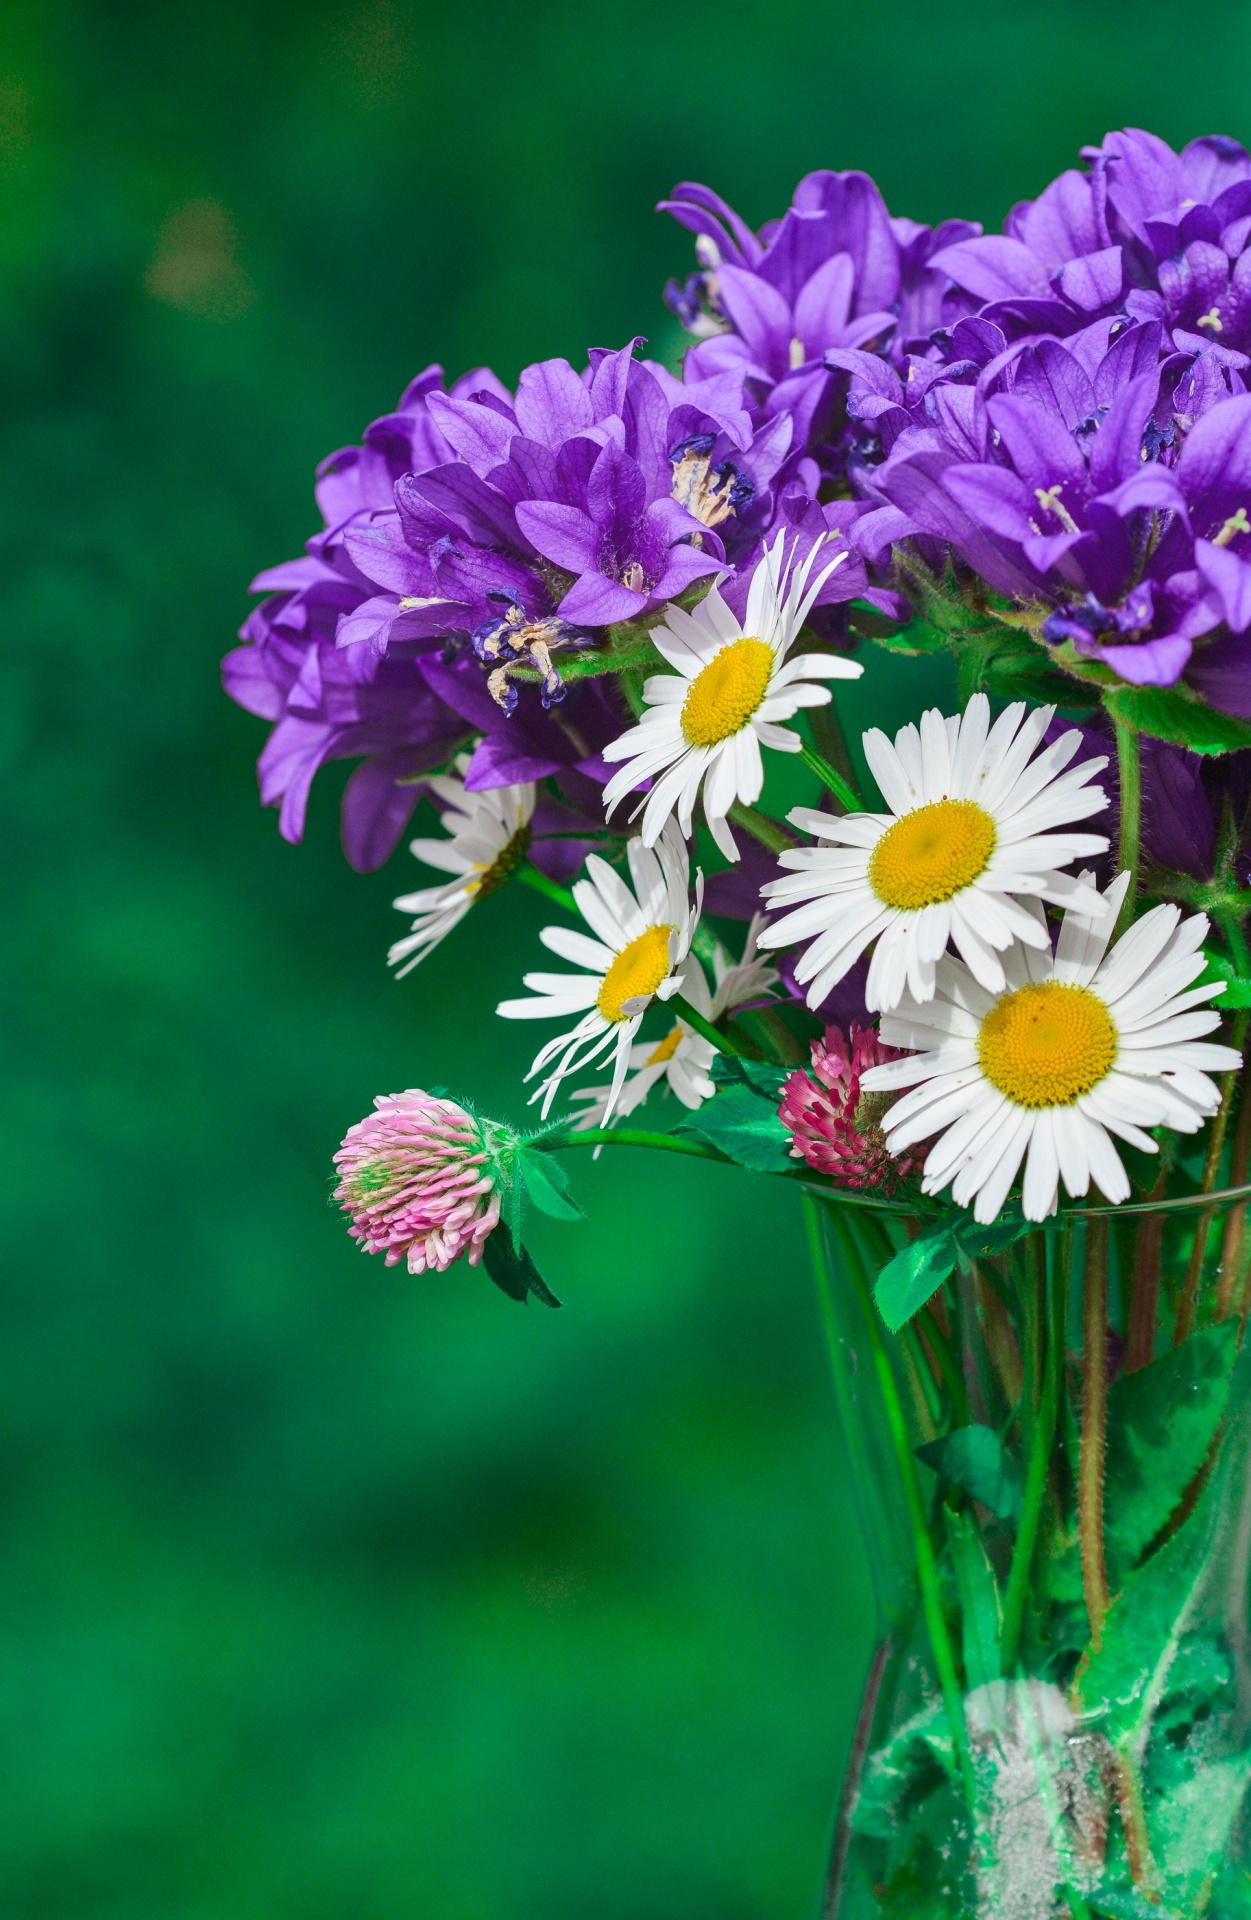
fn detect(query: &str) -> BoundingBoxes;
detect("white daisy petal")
[389,754,537,975]
[870,874,1237,1221]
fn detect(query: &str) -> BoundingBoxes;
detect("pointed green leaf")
[678,1084,793,1172]
[874,1225,957,1331]
[918,1424,1022,1521]
[1104,684,1251,755]
[945,1511,1002,1689]
[481,1231,562,1308]
[1105,1321,1237,1576]
[518,1147,584,1221]
[1201,947,1251,1008]
[1150,1755,1251,1911]
[709,1053,789,1099]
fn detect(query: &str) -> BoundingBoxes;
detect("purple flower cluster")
[227,124,1251,903]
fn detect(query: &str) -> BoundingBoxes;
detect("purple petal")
[514,499,601,572]
[514,358,595,446]
[556,572,647,624]
[1195,537,1251,633]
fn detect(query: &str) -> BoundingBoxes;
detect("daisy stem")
[667,991,753,1058]
[1000,1230,1066,1673]
[815,1198,977,1809]
[1110,707,1142,938]
[517,864,577,915]
[799,743,861,815]
[727,801,798,854]
[1079,1216,1111,1641]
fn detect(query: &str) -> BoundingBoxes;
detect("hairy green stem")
[819,1199,976,1807]
[1001,1230,1066,1672]
[517,864,577,914]
[918,1300,970,1426]
[1111,708,1142,939]
[799,743,861,815]
[1219,1033,1251,1320]
[541,1127,729,1161]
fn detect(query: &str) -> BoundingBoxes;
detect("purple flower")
[872,322,1251,690]
[931,129,1251,358]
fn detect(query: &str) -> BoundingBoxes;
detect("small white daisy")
[388,756,535,978]
[568,914,779,1126]
[496,821,701,1121]
[757,694,1110,1012]
[600,530,862,863]
[860,873,1241,1224]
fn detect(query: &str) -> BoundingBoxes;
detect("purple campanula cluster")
[227,122,1251,930]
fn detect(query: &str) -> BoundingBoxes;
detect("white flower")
[860,874,1241,1224]
[388,757,535,977]
[758,694,1110,1013]
[568,913,779,1127]
[600,531,862,863]
[496,821,701,1121]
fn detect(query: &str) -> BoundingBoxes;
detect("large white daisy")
[860,874,1241,1224]
[568,913,779,1126]
[496,822,701,1121]
[600,530,861,863]
[758,694,1110,1012]
[389,756,535,978]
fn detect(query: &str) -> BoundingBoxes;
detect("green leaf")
[1104,1322,1237,1576]
[679,1083,793,1172]
[1150,1755,1251,1912]
[709,1052,789,1099]
[518,1147,584,1221]
[1201,946,1251,1008]
[918,1425,1023,1522]
[1104,683,1251,755]
[874,1224,957,1331]
[481,1230,562,1308]
[853,1698,951,1840]
[945,1510,1001,1688]
[1072,1497,1213,1742]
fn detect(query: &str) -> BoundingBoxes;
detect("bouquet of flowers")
[226,128,1251,1917]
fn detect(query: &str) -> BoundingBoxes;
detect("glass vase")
[806,1192,1251,1920]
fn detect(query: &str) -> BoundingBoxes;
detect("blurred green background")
[4,2,1251,1913]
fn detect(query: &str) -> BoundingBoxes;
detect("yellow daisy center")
[645,1023,685,1066]
[680,637,775,747]
[597,925,674,1023]
[868,799,996,910]
[978,981,1117,1109]
[471,822,532,900]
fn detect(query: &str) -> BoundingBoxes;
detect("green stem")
[1174,1008,1247,1344]
[1079,1216,1111,1642]
[727,801,798,854]
[819,1200,976,1808]
[667,990,750,1058]
[799,743,861,815]
[1111,707,1142,939]
[1001,1230,1066,1673]
[517,864,577,914]
[541,1127,730,1162]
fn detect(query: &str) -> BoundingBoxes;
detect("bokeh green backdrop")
[4,3,1251,1913]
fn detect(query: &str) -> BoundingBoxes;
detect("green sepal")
[918,1424,1022,1522]
[481,1228,563,1309]
[945,1510,1002,1689]
[517,1146,585,1221]
[1200,946,1251,1008]
[1103,682,1251,755]
[709,1052,789,1099]
[1104,1321,1238,1576]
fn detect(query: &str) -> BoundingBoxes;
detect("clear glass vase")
[806,1193,1251,1920]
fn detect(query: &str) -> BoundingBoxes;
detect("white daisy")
[860,873,1241,1225]
[496,821,701,1121]
[568,913,779,1126]
[757,694,1110,1013]
[388,756,535,977]
[600,530,862,863]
